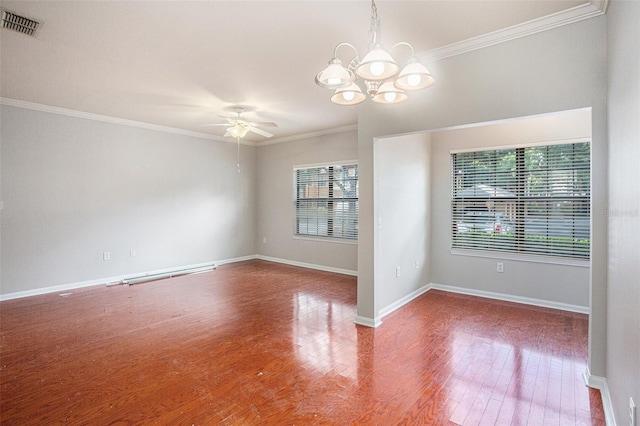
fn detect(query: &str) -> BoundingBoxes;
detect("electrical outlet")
[263,237,267,244]
[414,260,419,269]
[630,397,636,426]
[395,266,400,278]
[103,251,111,261]
[497,262,504,273]
[130,249,136,258]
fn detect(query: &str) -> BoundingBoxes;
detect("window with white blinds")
[294,163,358,240]
[451,142,590,260]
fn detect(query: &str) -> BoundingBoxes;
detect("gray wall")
[357,16,607,376]
[374,133,431,315]
[1,105,257,296]
[255,131,358,273]
[430,110,591,308]
[606,0,640,423]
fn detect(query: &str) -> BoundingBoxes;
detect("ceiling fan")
[204,107,277,139]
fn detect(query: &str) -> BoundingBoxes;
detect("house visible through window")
[294,163,358,240]
[451,142,590,260]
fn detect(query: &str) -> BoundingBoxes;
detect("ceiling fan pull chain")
[237,136,241,174]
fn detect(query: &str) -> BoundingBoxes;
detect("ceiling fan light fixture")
[227,124,249,139]
[331,83,366,106]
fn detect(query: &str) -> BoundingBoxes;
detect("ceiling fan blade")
[248,127,273,138]
[223,131,231,137]
[248,121,278,128]
[200,123,230,127]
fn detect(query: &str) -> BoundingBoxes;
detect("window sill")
[450,248,590,267]
[293,235,358,245]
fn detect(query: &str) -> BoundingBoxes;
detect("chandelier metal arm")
[390,41,416,59]
[333,42,360,64]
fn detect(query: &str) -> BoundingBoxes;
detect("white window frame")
[293,161,359,241]
[450,140,591,264]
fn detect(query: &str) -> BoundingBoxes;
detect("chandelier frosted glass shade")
[355,47,399,81]
[331,83,366,105]
[315,58,355,89]
[394,60,436,91]
[372,81,408,104]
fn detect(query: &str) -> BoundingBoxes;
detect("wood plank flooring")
[0,260,604,425]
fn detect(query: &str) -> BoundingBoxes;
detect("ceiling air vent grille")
[1,9,40,36]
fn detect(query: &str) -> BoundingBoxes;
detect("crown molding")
[0,97,355,147]
[258,124,358,146]
[0,97,258,146]
[421,0,609,63]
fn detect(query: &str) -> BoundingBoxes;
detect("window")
[294,163,358,240]
[451,142,590,260]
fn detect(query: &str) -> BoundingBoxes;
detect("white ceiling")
[1,0,600,143]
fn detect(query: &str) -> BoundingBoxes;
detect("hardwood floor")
[0,260,604,425]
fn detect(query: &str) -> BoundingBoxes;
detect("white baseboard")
[429,283,589,314]
[354,315,382,328]
[254,255,358,277]
[0,257,254,301]
[379,283,432,319]
[583,368,616,425]
[0,255,357,301]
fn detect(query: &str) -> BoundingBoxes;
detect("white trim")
[259,124,358,146]
[583,368,616,425]
[0,257,252,301]
[354,315,382,328]
[293,159,358,171]
[421,0,609,63]
[0,97,256,146]
[450,249,590,268]
[292,235,358,246]
[0,255,356,301]
[449,137,591,154]
[379,283,432,319]
[254,255,357,277]
[0,97,357,148]
[430,282,589,314]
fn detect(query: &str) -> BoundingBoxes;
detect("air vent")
[1,9,40,36]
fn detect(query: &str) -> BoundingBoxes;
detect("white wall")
[0,105,257,296]
[430,110,591,309]
[374,133,431,317]
[606,0,640,423]
[357,16,607,376]
[255,131,358,273]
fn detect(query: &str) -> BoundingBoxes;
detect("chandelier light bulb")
[331,82,366,105]
[343,91,355,101]
[370,62,385,77]
[407,74,421,87]
[384,91,397,102]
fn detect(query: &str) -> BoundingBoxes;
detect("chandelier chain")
[369,0,381,46]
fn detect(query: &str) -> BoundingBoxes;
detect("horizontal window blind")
[451,142,590,259]
[294,163,358,240]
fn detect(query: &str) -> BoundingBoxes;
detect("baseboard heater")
[107,264,217,287]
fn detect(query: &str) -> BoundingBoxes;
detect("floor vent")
[1,9,40,37]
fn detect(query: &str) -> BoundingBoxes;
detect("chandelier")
[314,0,435,106]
